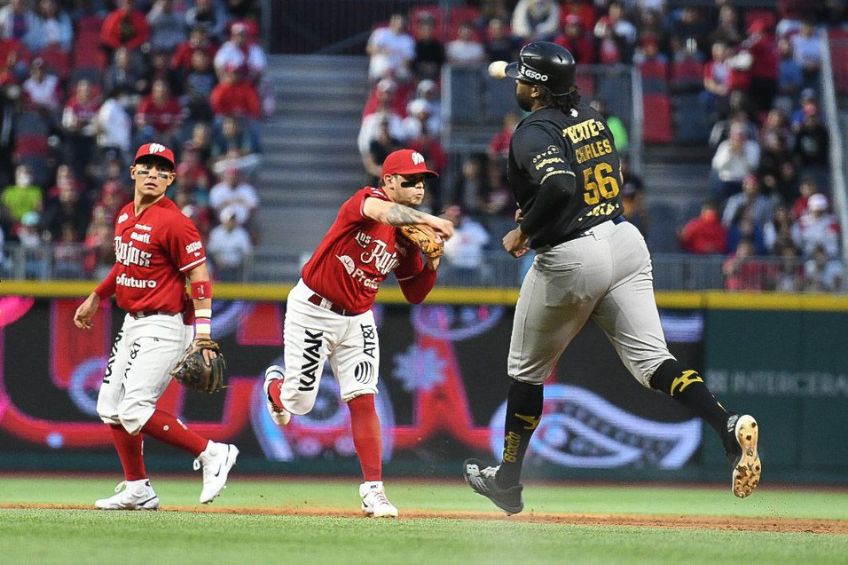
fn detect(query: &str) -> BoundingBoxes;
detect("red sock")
[141,410,209,457]
[268,379,285,410]
[109,424,147,481]
[348,394,382,482]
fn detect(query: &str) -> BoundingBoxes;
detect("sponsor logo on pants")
[298,329,323,391]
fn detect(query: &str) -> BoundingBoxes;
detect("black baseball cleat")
[462,458,524,515]
[723,414,761,498]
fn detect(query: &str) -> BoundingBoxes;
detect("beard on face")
[515,85,534,112]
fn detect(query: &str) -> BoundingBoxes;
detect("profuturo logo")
[489,384,701,469]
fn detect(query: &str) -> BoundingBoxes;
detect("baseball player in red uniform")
[263,149,454,517]
[74,143,239,510]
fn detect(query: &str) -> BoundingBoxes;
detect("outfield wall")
[0,283,845,484]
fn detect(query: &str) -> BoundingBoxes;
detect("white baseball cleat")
[729,414,761,498]
[359,481,399,518]
[263,365,291,426]
[95,479,160,510]
[194,441,239,504]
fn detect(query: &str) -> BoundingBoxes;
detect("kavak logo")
[298,329,324,391]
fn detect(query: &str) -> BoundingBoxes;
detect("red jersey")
[112,197,206,315]
[301,186,424,314]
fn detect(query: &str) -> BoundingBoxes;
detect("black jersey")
[508,101,623,249]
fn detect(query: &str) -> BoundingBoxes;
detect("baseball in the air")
[488,60,508,79]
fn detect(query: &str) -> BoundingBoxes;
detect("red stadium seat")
[643,93,673,144]
[744,9,776,33]
[830,29,848,95]
[38,44,70,80]
[639,59,668,94]
[575,73,595,98]
[670,57,704,92]
[14,133,49,160]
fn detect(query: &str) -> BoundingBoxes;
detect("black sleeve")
[519,172,577,238]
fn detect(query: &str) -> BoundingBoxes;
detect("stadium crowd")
[358,0,845,291]
[0,0,266,281]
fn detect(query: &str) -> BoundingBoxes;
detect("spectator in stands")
[593,1,637,63]
[790,88,818,129]
[94,87,133,163]
[710,122,760,203]
[476,0,511,29]
[707,4,742,48]
[790,19,821,91]
[774,244,802,291]
[553,13,594,64]
[42,170,88,241]
[763,204,794,255]
[679,200,727,254]
[210,116,261,172]
[0,31,33,81]
[22,57,61,115]
[487,111,518,167]
[1,164,42,223]
[16,210,48,279]
[102,46,146,110]
[441,204,490,283]
[185,0,228,43]
[401,98,439,140]
[29,0,73,53]
[176,142,213,197]
[411,13,444,81]
[792,192,840,259]
[620,156,648,235]
[482,161,511,217]
[363,118,402,186]
[804,243,843,292]
[171,25,217,74]
[791,175,818,220]
[61,79,101,176]
[726,208,767,255]
[208,167,258,227]
[701,40,731,120]
[207,205,252,281]
[722,238,769,291]
[210,64,261,119]
[451,156,487,215]
[134,78,183,146]
[446,21,485,67]
[669,5,710,59]
[590,98,628,153]
[0,0,37,48]
[366,13,415,82]
[776,37,803,106]
[145,48,185,96]
[415,78,440,121]
[739,18,780,116]
[100,0,150,56]
[357,88,406,157]
[408,126,446,213]
[722,174,775,229]
[511,0,559,42]
[183,48,217,123]
[83,205,114,279]
[214,22,267,83]
[173,185,211,238]
[147,0,187,53]
[484,17,520,63]
[792,102,829,170]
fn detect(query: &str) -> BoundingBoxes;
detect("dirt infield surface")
[3,504,846,535]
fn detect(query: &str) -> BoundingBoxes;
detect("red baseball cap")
[134,143,175,168]
[381,149,439,178]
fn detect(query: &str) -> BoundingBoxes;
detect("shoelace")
[372,489,392,506]
[480,466,500,479]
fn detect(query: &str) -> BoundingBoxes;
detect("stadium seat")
[638,59,669,94]
[670,57,704,93]
[830,29,848,95]
[14,133,49,160]
[38,44,71,80]
[17,111,49,136]
[642,93,673,144]
[744,9,776,32]
[673,94,711,144]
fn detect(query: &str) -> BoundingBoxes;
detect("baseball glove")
[170,338,226,394]
[399,224,444,259]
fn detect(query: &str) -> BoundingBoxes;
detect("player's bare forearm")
[186,263,213,336]
[364,197,454,238]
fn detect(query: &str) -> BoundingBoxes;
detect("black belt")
[130,310,177,319]
[548,216,627,247]
[308,293,355,316]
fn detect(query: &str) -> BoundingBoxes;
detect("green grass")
[0,476,846,564]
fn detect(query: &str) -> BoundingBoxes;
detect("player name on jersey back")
[563,118,614,164]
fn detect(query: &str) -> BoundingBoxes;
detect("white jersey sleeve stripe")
[179,256,207,272]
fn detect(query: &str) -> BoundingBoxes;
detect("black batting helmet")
[505,42,577,96]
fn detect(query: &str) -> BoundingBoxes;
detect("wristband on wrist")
[194,318,211,335]
[191,280,212,300]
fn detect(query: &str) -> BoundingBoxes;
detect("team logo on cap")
[148,143,167,154]
[411,152,425,165]
[520,65,548,82]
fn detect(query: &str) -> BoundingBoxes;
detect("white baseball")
[488,60,508,79]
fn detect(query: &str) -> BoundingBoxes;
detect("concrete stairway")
[255,55,371,252]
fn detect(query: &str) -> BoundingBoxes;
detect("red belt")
[130,310,177,319]
[307,293,354,316]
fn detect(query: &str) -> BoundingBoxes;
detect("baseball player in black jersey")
[463,42,761,514]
